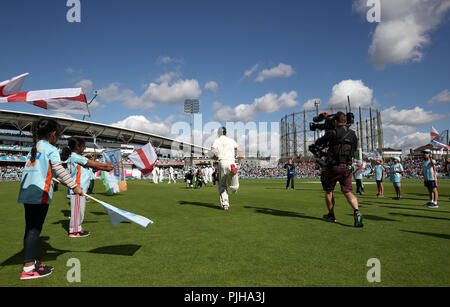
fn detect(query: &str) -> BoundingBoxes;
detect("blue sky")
[1,0,449,151]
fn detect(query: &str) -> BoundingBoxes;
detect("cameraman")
[313,112,364,227]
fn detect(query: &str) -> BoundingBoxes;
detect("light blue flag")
[96,199,154,228]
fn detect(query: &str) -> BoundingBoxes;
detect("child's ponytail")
[30,121,39,163]
[30,118,62,163]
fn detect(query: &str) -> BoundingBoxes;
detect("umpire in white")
[211,127,242,211]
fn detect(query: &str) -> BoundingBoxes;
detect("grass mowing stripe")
[0,179,449,286]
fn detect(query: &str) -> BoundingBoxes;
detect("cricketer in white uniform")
[211,127,242,211]
[168,166,176,184]
[152,166,159,184]
[159,167,164,183]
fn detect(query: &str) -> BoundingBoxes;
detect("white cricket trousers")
[70,195,86,233]
[218,160,239,208]
[168,174,176,183]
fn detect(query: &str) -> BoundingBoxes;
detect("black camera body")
[309,112,355,132]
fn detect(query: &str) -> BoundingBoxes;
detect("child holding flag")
[422,149,439,208]
[389,157,404,200]
[61,137,113,238]
[18,119,83,280]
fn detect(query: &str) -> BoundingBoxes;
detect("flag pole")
[52,178,95,201]
[83,91,98,121]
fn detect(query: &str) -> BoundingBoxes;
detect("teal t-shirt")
[18,140,61,204]
[67,152,89,194]
[374,165,385,181]
[422,160,437,182]
[389,163,403,183]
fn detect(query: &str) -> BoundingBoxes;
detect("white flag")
[0,73,29,97]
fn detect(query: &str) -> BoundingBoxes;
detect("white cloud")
[212,101,222,111]
[214,91,299,122]
[428,89,450,105]
[96,78,201,110]
[155,72,181,83]
[302,98,321,111]
[204,81,219,92]
[243,64,259,78]
[97,82,136,103]
[75,79,93,94]
[381,106,448,127]
[353,0,450,69]
[255,63,295,83]
[328,80,373,108]
[385,132,430,151]
[66,67,82,74]
[112,115,174,137]
[156,56,183,65]
[381,106,450,150]
[140,79,201,106]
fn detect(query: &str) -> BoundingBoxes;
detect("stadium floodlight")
[184,99,200,114]
[184,99,200,168]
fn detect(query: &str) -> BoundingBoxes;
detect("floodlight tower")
[314,100,320,140]
[184,99,200,168]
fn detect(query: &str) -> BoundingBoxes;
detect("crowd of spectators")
[0,166,24,181]
[0,153,27,162]
[400,158,448,179]
[238,161,321,179]
[1,156,449,182]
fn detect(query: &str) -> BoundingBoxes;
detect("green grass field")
[0,178,449,287]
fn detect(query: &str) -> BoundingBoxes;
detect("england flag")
[129,143,158,175]
[0,73,29,97]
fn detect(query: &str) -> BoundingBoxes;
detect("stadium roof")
[0,109,209,154]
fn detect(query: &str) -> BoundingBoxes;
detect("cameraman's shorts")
[322,164,353,193]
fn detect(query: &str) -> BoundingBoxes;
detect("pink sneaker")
[20,264,53,280]
[69,230,90,238]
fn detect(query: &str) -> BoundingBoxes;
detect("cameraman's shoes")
[322,213,336,223]
[354,211,364,228]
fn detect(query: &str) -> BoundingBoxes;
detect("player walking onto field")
[168,166,176,184]
[211,127,242,211]
[159,167,164,183]
[152,166,159,184]
[18,119,83,280]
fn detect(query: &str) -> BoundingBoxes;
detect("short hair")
[333,112,347,124]
[218,127,227,136]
